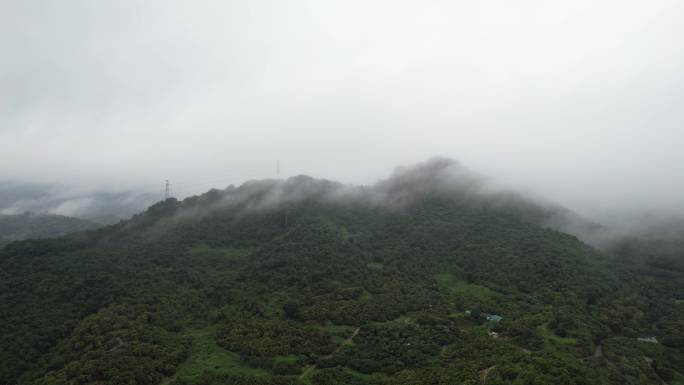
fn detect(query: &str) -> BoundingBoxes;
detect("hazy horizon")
[2,0,683,220]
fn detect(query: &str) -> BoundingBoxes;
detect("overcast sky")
[1,0,683,218]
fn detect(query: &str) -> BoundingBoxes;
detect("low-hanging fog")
[2,0,683,226]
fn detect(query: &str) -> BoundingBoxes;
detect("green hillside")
[1,161,683,385]
[0,212,100,247]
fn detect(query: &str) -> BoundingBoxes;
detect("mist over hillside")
[3,158,681,257]
[0,212,99,247]
[145,158,606,249]
[0,181,158,224]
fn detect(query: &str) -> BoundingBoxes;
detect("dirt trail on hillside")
[514,345,531,355]
[594,342,603,357]
[300,327,360,379]
[107,337,124,352]
[481,365,496,384]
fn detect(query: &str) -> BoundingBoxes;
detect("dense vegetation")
[1,161,683,385]
[0,212,99,247]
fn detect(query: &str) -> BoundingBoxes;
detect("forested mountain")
[0,212,100,247]
[1,159,682,385]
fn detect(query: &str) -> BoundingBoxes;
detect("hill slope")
[0,212,100,247]
[1,159,682,385]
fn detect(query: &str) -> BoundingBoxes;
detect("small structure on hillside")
[637,336,658,343]
[488,331,500,339]
[486,314,503,322]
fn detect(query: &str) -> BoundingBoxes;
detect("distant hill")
[0,212,100,247]
[1,158,682,385]
[0,181,157,223]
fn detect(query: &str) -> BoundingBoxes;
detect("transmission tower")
[165,179,171,200]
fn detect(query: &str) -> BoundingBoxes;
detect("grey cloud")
[0,181,157,223]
